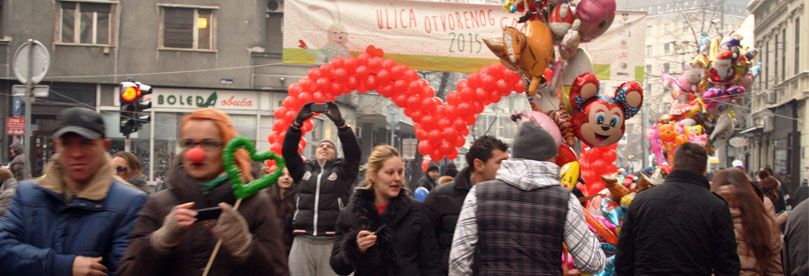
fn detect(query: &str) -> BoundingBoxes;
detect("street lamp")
[386,103,400,146]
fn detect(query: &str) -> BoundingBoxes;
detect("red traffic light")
[121,85,139,103]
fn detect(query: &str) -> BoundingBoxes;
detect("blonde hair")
[357,145,401,190]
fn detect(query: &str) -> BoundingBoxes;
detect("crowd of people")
[0,104,807,276]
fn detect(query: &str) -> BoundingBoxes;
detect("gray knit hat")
[511,121,558,161]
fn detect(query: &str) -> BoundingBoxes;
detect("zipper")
[292,195,301,223]
[313,164,325,236]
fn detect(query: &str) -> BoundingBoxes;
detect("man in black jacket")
[423,135,508,274]
[616,143,740,275]
[283,102,360,276]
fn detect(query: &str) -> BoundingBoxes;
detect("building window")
[782,28,787,81]
[796,17,801,73]
[646,45,652,56]
[663,63,670,74]
[160,6,216,50]
[645,64,652,76]
[774,34,779,83]
[57,2,113,45]
[664,42,671,54]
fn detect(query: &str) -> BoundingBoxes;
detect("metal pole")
[23,83,32,179]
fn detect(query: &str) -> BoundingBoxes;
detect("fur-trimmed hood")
[38,154,115,201]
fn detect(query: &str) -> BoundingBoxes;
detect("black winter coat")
[283,125,360,236]
[615,170,740,275]
[423,166,471,274]
[330,188,442,276]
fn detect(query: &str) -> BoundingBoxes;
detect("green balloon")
[222,136,285,199]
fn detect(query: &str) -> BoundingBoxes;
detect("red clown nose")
[185,147,205,163]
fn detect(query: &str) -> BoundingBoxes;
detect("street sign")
[402,138,418,160]
[13,39,50,85]
[12,85,49,98]
[12,97,22,116]
[6,117,24,136]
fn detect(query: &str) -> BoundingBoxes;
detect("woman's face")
[180,120,224,182]
[278,167,293,190]
[112,157,131,179]
[371,157,405,201]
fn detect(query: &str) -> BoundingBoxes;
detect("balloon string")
[202,198,243,276]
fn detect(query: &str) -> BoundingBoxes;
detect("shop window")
[160,6,216,50]
[796,17,801,73]
[57,1,114,46]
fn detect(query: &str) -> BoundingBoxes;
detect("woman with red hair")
[118,108,289,275]
[711,169,783,275]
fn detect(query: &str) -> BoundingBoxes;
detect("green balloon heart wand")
[203,136,285,276]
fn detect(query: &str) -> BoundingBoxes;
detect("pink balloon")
[520,111,563,147]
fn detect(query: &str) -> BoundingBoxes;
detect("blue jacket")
[0,167,147,276]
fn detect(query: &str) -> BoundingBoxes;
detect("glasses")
[115,166,129,175]
[179,139,223,151]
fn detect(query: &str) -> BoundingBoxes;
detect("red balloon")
[440,142,453,155]
[454,135,466,147]
[303,120,314,132]
[438,118,451,128]
[475,88,489,102]
[274,106,288,117]
[443,105,459,119]
[297,92,313,103]
[382,58,396,69]
[472,101,484,113]
[393,94,408,107]
[496,79,510,95]
[418,140,432,155]
[299,78,315,92]
[467,73,482,88]
[459,127,470,137]
[406,96,421,110]
[391,65,407,78]
[453,119,467,132]
[268,134,277,144]
[428,130,442,144]
[407,81,422,95]
[416,128,427,140]
[346,76,359,90]
[307,68,322,80]
[457,102,472,115]
[288,84,302,98]
[354,65,370,79]
[420,86,435,99]
[377,69,391,84]
[459,87,474,101]
[403,69,418,82]
[481,75,497,91]
[446,92,461,106]
[332,68,348,79]
[331,56,346,68]
[514,79,525,93]
[366,76,378,90]
[447,150,458,160]
[464,115,476,125]
[368,57,383,70]
[488,92,502,103]
[285,110,297,120]
[421,115,435,125]
[344,57,359,71]
[442,128,458,139]
[271,143,282,154]
[313,91,326,103]
[420,97,436,111]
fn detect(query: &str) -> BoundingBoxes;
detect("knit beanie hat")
[512,121,558,161]
[317,139,341,158]
[427,162,439,172]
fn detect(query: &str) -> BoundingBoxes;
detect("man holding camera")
[283,102,361,276]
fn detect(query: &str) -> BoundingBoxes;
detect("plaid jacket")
[449,159,605,275]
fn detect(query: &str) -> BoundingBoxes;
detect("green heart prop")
[223,136,285,199]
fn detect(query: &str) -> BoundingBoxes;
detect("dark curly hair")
[465,136,508,166]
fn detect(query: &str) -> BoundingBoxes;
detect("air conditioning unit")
[267,0,283,13]
[767,91,777,104]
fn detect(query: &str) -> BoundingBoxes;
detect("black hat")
[427,162,439,172]
[53,107,106,139]
[512,121,558,161]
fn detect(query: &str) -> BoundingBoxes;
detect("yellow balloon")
[560,161,580,190]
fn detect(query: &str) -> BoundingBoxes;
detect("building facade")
[747,0,807,193]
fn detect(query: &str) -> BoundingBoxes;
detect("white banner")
[145,89,259,110]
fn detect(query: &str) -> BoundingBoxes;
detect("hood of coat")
[38,154,114,201]
[495,159,561,191]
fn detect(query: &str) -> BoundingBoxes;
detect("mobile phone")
[195,206,222,221]
[310,103,328,113]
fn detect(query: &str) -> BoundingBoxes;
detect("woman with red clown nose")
[118,108,289,276]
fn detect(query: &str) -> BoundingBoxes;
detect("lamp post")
[386,103,400,146]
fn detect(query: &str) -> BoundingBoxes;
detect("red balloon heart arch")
[268,46,526,160]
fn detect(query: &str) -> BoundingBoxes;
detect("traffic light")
[119,81,152,137]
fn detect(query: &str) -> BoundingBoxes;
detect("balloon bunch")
[577,144,618,196]
[268,46,525,160]
[649,30,758,172]
[488,0,617,100]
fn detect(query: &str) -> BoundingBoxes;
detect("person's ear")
[103,139,111,150]
[473,159,485,173]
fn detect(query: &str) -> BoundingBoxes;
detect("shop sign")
[145,89,258,110]
[6,117,24,136]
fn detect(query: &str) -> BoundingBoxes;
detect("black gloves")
[293,102,315,128]
[325,102,346,127]
[293,102,345,128]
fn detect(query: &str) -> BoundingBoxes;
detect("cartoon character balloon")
[564,73,644,147]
